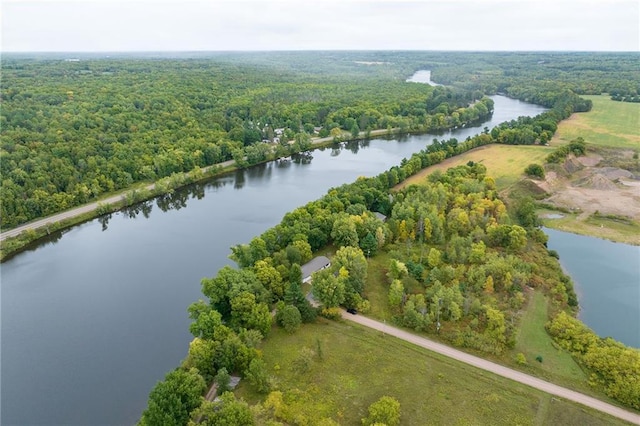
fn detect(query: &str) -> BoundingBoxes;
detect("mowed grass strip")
[514,291,587,387]
[551,95,640,149]
[397,144,551,191]
[236,319,629,425]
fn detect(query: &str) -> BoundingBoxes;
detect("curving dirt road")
[340,311,640,424]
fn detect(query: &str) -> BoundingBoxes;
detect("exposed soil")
[532,152,640,221]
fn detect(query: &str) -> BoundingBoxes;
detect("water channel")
[0,73,595,425]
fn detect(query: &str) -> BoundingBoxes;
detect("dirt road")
[341,311,640,424]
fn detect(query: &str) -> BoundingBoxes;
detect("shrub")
[524,163,545,179]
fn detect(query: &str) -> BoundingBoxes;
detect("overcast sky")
[2,0,638,52]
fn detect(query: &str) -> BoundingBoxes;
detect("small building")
[301,255,331,283]
[373,211,387,222]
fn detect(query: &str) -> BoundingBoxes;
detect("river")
[2,75,548,425]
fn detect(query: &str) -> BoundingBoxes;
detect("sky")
[2,0,639,52]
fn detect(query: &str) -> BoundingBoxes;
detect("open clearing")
[236,319,632,425]
[397,144,551,191]
[551,95,640,150]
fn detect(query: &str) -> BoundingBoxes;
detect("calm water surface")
[545,228,640,348]
[1,83,549,425]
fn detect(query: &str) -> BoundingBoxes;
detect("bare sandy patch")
[540,154,640,221]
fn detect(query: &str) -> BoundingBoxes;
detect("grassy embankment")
[399,95,640,244]
[235,318,629,425]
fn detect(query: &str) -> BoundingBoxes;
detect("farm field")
[551,96,640,149]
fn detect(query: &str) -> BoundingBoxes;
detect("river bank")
[0,127,410,260]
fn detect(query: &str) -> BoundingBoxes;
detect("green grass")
[551,95,640,149]
[513,291,587,387]
[363,251,394,320]
[398,144,551,191]
[541,212,640,246]
[235,319,630,425]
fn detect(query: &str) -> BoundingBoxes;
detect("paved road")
[340,311,640,424]
[0,160,236,242]
[0,129,394,243]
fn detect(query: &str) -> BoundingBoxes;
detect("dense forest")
[1,55,488,229]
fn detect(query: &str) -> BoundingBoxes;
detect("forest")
[1,55,488,229]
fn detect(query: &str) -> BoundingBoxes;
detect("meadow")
[235,318,629,425]
[551,96,640,150]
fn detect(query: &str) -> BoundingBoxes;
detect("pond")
[544,228,640,348]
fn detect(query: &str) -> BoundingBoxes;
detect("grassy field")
[513,291,587,386]
[235,319,630,425]
[551,95,640,149]
[397,144,551,191]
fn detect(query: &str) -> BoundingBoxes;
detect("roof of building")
[373,211,387,221]
[301,255,331,280]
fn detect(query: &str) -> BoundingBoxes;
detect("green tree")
[484,306,506,344]
[427,247,442,268]
[140,368,206,426]
[188,392,254,426]
[201,266,267,318]
[332,246,368,298]
[331,215,359,247]
[388,279,405,310]
[244,358,271,393]
[362,396,401,426]
[359,231,378,257]
[312,268,346,308]
[284,276,316,323]
[277,304,302,333]
[188,302,229,341]
[387,259,408,281]
[184,338,217,381]
[253,259,284,301]
[215,367,231,394]
[230,291,273,336]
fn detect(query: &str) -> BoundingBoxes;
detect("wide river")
[0,74,579,425]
